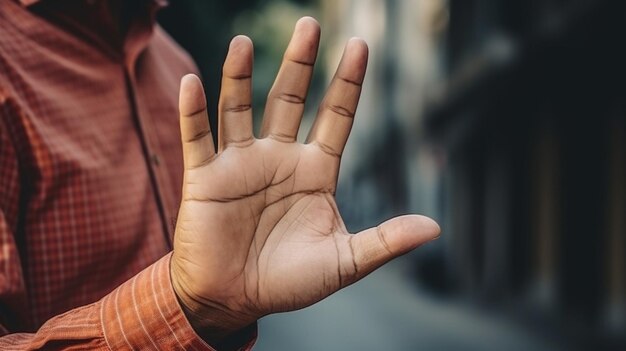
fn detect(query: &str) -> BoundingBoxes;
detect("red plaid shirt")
[0,0,254,349]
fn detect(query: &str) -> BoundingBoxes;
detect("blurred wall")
[424,0,626,349]
[159,0,626,349]
[320,0,447,232]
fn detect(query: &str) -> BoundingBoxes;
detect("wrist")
[170,261,257,348]
[176,295,256,350]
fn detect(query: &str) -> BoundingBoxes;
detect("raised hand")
[171,17,440,343]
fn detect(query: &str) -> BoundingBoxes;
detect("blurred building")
[320,0,626,349]
[160,0,625,349]
[320,0,447,230]
[423,0,626,349]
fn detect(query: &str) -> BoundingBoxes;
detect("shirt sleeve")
[1,253,256,350]
[0,96,256,350]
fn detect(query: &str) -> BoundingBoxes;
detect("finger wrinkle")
[224,74,252,81]
[327,104,355,118]
[337,76,362,87]
[226,136,255,148]
[376,225,393,255]
[181,107,207,118]
[347,235,359,282]
[333,236,343,287]
[287,58,315,67]
[276,92,306,104]
[185,128,211,143]
[267,133,296,143]
[223,104,252,113]
[311,141,341,158]
[184,154,217,170]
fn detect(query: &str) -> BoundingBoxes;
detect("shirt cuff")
[99,253,257,350]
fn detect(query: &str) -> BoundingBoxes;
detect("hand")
[171,17,440,344]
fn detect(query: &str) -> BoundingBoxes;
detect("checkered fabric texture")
[0,0,254,349]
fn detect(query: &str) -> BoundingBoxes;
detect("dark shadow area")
[424,0,626,349]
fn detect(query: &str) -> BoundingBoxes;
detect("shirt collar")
[17,0,169,8]
[17,0,170,70]
[18,0,39,6]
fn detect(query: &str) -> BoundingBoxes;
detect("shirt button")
[150,154,161,166]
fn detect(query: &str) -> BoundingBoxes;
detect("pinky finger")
[179,74,216,169]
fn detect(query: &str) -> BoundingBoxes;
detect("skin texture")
[171,17,441,345]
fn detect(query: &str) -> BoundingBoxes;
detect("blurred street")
[255,254,557,351]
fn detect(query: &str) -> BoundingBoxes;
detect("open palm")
[171,17,440,340]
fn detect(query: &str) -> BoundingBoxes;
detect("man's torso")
[0,0,195,330]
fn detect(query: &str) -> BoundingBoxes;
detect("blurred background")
[159,0,626,350]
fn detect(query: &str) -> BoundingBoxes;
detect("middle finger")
[260,17,321,142]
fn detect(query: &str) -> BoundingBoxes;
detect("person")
[0,0,440,349]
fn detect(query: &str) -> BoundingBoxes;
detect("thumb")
[348,215,440,283]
